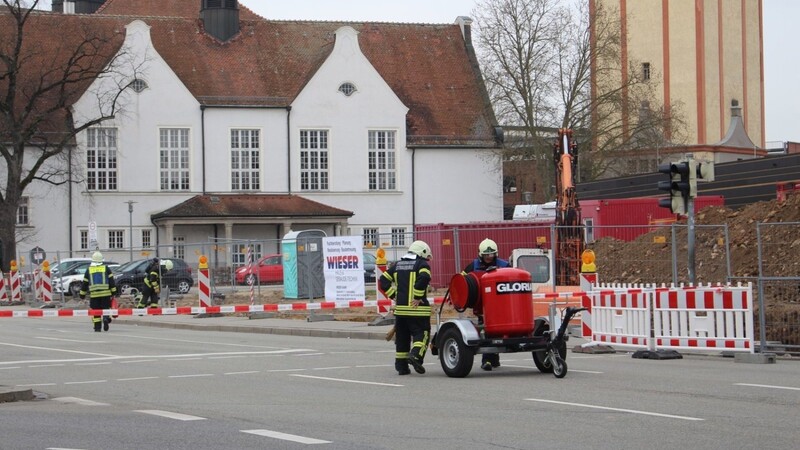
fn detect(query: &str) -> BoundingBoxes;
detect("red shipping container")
[580,196,724,242]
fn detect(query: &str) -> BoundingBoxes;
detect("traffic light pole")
[687,195,696,285]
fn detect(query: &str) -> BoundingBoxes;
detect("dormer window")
[338,82,357,97]
[129,78,148,93]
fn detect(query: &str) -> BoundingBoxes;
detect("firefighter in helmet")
[379,240,433,375]
[136,258,173,308]
[462,238,510,371]
[79,251,117,332]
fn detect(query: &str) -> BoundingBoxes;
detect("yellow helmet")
[479,238,498,257]
[408,240,432,260]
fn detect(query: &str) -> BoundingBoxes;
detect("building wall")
[600,0,764,147]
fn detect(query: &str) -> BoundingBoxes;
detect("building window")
[142,229,151,249]
[173,236,185,260]
[363,228,378,248]
[300,130,329,191]
[642,62,651,81]
[338,82,357,96]
[129,78,148,93]
[391,228,406,247]
[87,128,118,191]
[160,128,190,191]
[368,130,396,191]
[108,230,124,249]
[231,129,261,190]
[16,197,29,225]
[80,230,88,250]
[232,243,263,267]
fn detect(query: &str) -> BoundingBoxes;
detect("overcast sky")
[240,0,799,145]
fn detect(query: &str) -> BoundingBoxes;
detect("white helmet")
[161,259,174,271]
[91,251,104,263]
[408,240,432,260]
[479,238,498,257]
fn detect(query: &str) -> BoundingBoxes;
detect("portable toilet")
[282,230,326,299]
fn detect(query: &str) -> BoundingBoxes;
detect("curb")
[0,387,34,403]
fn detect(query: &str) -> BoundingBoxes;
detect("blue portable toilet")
[282,229,326,299]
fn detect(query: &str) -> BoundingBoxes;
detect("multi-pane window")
[173,236,185,260]
[160,128,190,191]
[86,128,118,191]
[108,230,124,249]
[363,228,378,248]
[80,230,88,250]
[232,243,263,267]
[231,129,260,190]
[141,229,151,249]
[642,62,651,81]
[16,197,29,225]
[368,130,396,191]
[300,130,329,191]
[391,228,406,247]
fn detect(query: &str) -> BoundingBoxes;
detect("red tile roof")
[151,194,353,220]
[2,1,499,146]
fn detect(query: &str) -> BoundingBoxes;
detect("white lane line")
[569,369,604,374]
[241,429,331,444]
[294,353,325,357]
[135,410,207,421]
[267,368,307,373]
[168,374,214,379]
[312,366,350,371]
[37,337,99,343]
[52,397,109,406]
[64,380,107,385]
[17,383,56,387]
[0,366,22,370]
[119,359,158,364]
[76,362,112,366]
[525,399,704,421]
[735,383,800,391]
[29,364,66,368]
[118,376,159,382]
[168,358,204,361]
[47,447,88,449]
[0,349,313,366]
[291,374,403,387]
[497,364,603,374]
[224,371,260,375]
[208,355,247,360]
[355,364,393,369]
[0,342,115,358]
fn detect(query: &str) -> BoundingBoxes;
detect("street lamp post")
[125,200,137,261]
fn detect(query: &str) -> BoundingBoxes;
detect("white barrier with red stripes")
[588,289,653,350]
[39,264,52,303]
[198,256,211,308]
[0,270,8,302]
[653,285,754,352]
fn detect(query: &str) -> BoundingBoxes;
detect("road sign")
[30,246,46,265]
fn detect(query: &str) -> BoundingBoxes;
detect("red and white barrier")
[0,270,8,302]
[588,289,653,350]
[653,285,754,352]
[375,262,390,316]
[40,262,52,303]
[9,261,21,302]
[198,256,211,308]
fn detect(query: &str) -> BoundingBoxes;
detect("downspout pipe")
[286,106,292,193]
[412,148,416,238]
[201,105,207,194]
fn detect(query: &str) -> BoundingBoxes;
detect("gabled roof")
[2,0,499,146]
[151,194,353,221]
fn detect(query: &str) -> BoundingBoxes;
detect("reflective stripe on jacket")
[379,255,432,317]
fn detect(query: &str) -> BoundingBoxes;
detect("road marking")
[569,369,604,374]
[208,355,247,360]
[168,374,214,379]
[291,374,403,387]
[52,397,109,406]
[119,359,158,364]
[224,371,260,375]
[47,447,88,450]
[0,366,22,370]
[241,429,331,444]
[355,364,393,368]
[0,342,116,360]
[168,357,204,361]
[312,366,351,371]
[29,364,66,368]
[135,410,206,421]
[118,376,159,382]
[37,337,99,343]
[64,380,107,385]
[76,362,112,366]
[525,398,704,421]
[17,383,56,387]
[267,368,307,373]
[735,383,800,391]
[294,353,325,357]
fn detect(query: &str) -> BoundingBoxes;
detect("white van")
[512,201,557,222]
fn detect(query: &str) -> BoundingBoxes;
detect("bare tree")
[473,0,685,202]
[0,0,138,271]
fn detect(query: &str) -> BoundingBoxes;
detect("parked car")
[51,258,92,278]
[54,260,119,296]
[113,258,194,294]
[363,252,377,282]
[235,254,283,285]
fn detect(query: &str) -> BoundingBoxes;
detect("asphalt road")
[1,317,799,449]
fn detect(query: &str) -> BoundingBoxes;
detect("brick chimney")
[201,0,240,42]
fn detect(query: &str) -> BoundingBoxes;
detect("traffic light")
[690,160,715,198]
[657,161,691,214]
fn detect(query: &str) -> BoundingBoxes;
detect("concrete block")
[735,352,777,364]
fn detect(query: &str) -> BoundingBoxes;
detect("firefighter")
[462,238,510,371]
[79,251,117,332]
[379,240,433,375]
[136,258,173,308]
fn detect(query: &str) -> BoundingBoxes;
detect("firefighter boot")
[103,316,111,331]
[395,359,410,376]
[407,355,426,374]
[93,319,102,332]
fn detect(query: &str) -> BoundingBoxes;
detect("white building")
[8,0,503,266]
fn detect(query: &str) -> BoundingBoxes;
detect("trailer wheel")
[552,356,567,378]
[438,328,474,378]
[532,324,567,373]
